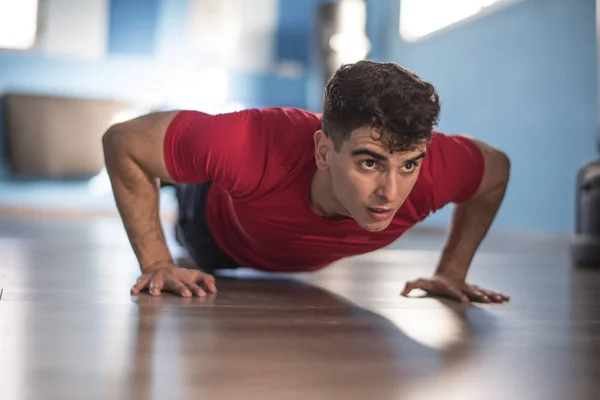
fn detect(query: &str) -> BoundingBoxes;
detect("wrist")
[136,244,175,272]
[141,259,174,273]
[435,260,468,282]
[435,245,474,281]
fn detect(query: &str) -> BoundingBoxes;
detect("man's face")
[316,126,427,232]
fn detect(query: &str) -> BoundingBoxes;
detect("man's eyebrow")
[350,149,388,161]
[406,152,426,163]
[351,149,426,164]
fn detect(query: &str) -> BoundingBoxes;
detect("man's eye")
[360,160,378,170]
[401,161,418,173]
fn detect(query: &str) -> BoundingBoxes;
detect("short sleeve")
[163,109,268,198]
[426,132,485,211]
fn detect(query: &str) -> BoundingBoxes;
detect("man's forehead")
[351,127,426,154]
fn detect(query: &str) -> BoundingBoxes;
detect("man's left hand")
[401,274,509,304]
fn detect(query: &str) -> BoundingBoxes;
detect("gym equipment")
[572,160,600,266]
[314,0,370,86]
[571,0,600,266]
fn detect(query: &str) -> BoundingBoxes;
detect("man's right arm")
[103,111,178,271]
[102,111,215,297]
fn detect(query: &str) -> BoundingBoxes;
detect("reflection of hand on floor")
[133,291,218,307]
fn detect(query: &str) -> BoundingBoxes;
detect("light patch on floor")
[0,180,177,218]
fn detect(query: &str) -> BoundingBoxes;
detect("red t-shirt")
[164,107,484,272]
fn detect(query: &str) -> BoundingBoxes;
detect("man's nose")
[374,172,400,203]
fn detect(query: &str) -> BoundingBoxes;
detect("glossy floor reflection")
[0,216,599,400]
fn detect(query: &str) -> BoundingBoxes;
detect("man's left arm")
[402,136,511,303]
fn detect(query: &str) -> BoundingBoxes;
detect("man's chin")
[359,220,391,232]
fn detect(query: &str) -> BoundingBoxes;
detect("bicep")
[103,110,181,182]
[427,132,487,210]
[461,135,510,199]
[104,108,270,196]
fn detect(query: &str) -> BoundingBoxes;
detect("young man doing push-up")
[103,61,510,304]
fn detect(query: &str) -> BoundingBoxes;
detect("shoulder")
[420,131,484,181]
[253,107,322,132]
[408,130,485,214]
[169,107,321,144]
[251,107,322,166]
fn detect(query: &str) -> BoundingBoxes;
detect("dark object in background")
[572,160,600,266]
[314,0,370,87]
[2,93,134,179]
[572,0,600,266]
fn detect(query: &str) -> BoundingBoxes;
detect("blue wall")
[0,0,309,176]
[0,0,308,108]
[108,0,160,55]
[372,0,597,233]
[0,0,597,233]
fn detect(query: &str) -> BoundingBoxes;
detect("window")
[0,0,39,50]
[400,0,520,42]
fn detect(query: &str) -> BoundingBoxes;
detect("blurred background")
[0,0,596,235]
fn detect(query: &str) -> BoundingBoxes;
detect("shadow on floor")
[126,275,498,399]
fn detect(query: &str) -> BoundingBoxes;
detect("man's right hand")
[131,265,217,297]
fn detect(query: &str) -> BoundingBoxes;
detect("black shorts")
[174,182,239,272]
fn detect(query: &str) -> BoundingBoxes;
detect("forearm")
[435,182,507,280]
[103,130,173,271]
[435,146,510,281]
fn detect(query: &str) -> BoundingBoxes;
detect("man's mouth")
[366,207,394,221]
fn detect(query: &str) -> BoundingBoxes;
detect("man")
[103,61,510,304]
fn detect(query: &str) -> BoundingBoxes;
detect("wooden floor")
[0,216,599,400]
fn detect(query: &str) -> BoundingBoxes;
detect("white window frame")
[0,0,39,50]
[399,0,523,42]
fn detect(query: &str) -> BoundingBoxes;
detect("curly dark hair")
[322,60,441,152]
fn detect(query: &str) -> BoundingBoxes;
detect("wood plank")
[0,216,599,400]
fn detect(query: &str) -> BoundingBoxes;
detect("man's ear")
[314,130,333,170]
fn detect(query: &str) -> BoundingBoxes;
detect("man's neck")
[309,169,348,219]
